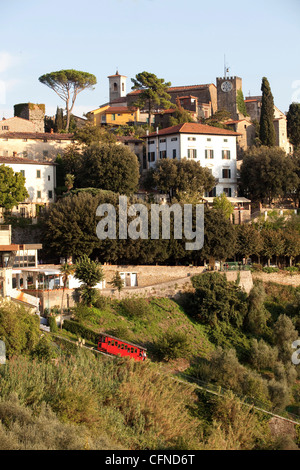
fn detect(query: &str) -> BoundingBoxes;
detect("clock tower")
[216,76,243,120]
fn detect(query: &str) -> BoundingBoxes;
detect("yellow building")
[89,105,140,126]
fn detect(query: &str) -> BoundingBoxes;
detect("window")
[223,138,228,142]
[222,150,231,160]
[205,149,214,159]
[48,175,51,181]
[159,138,166,143]
[23,138,27,142]
[188,137,196,141]
[222,169,231,179]
[36,170,41,178]
[223,188,232,197]
[20,170,25,177]
[122,83,125,92]
[43,150,48,157]
[205,187,216,197]
[37,190,41,199]
[207,138,211,141]
[43,139,47,142]
[173,149,176,159]
[48,190,53,199]
[171,137,177,141]
[159,150,167,159]
[187,149,197,159]
[148,152,155,162]
[149,140,155,144]
[2,126,9,130]
[111,114,116,121]
[113,82,117,91]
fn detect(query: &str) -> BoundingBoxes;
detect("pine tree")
[259,77,276,147]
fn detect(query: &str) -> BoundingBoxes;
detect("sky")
[0,0,299,119]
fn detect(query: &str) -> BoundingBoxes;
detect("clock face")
[221,81,233,92]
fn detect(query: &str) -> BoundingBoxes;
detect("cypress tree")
[259,77,276,147]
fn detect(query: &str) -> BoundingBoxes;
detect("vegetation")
[259,77,276,147]
[287,102,300,150]
[0,165,28,210]
[131,71,172,126]
[38,69,97,131]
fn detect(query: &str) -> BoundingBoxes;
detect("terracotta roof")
[0,156,56,165]
[144,123,241,138]
[105,106,137,114]
[154,108,176,115]
[0,131,74,140]
[244,99,258,103]
[178,95,198,100]
[129,83,215,95]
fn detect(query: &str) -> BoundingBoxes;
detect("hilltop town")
[1,68,300,451]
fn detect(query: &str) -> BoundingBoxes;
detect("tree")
[245,282,270,335]
[74,124,117,145]
[149,158,215,200]
[77,142,140,195]
[54,107,64,132]
[0,165,29,210]
[235,225,263,262]
[169,103,194,126]
[109,271,124,297]
[190,272,247,327]
[261,228,285,266]
[39,70,97,131]
[200,207,237,268]
[213,193,234,219]
[259,77,276,147]
[131,71,172,126]
[287,102,300,149]
[59,263,75,319]
[65,174,75,192]
[239,146,298,204]
[75,254,104,306]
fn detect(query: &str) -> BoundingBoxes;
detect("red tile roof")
[144,123,241,138]
[0,156,56,165]
[105,106,137,114]
[0,131,74,140]
[129,83,215,95]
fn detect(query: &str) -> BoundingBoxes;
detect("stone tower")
[216,76,243,120]
[14,103,45,132]
[107,71,127,103]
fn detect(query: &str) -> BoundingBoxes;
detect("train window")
[115,341,118,346]
[120,344,124,349]
[117,343,120,349]
[130,347,134,353]
[108,341,111,345]
[111,341,114,346]
[134,349,137,353]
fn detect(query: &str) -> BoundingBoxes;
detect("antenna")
[224,55,230,78]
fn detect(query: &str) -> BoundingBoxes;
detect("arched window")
[113,82,118,91]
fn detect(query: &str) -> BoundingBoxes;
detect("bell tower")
[216,76,243,120]
[107,70,127,103]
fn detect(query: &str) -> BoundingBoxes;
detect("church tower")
[216,76,243,120]
[107,71,127,103]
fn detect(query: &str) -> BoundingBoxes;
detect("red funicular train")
[97,334,147,361]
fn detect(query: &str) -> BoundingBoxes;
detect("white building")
[0,155,56,218]
[144,122,240,197]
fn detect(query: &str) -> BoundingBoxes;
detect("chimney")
[13,151,17,157]
[50,128,54,134]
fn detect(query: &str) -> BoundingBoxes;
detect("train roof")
[100,333,147,351]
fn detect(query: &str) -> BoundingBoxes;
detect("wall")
[0,134,74,162]
[0,117,36,134]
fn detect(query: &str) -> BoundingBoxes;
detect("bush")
[119,298,152,319]
[153,329,191,361]
[63,319,99,344]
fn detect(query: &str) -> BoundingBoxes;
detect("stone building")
[14,103,45,133]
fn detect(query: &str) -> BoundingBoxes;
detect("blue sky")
[0,0,299,119]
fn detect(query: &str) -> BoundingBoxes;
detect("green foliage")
[75,255,104,306]
[63,319,99,343]
[152,329,191,361]
[131,71,172,125]
[109,271,124,295]
[148,158,215,200]
[236,89,248,116]
[190,272,247,327]
[0,302,40,358]
[0,165,29,210]
[39,69,97,131]
[213,193,234,219]
[76,142,140,195]
[259,77,276,147]
[239,146,299,203]
[169,104,194,126]
[245,282,271,335]
[287,102,300,149]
